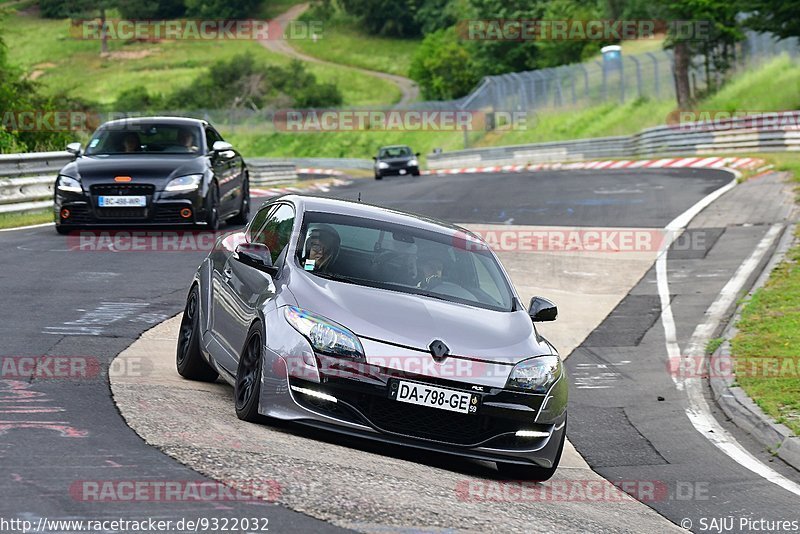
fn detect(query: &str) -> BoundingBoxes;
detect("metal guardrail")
[427,112,800,169]
[0,151,73,215]
[245,159,298,186]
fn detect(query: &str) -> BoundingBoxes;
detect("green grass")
[732,226,800,436]
[478,55,800,149]
[0,210,52,229]
[226,128,464,160]
[2,11,399,106]
[292,15,420,76]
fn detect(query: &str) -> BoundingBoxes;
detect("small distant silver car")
[177,195,567,479]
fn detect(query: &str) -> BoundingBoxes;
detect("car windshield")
[85,123,203,155]
[297,212,515,312]
[379,147,412,158]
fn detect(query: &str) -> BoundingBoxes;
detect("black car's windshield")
[297,212,514,312]
[85,123,203,155]
[379,147,412,158]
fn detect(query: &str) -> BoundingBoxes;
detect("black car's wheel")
[496,421,566,481]
[176,286,218,382]
[374,172,383,180]
[411,169,420,177]
[55,225,71,235]
[229,174,250,225]
[234,323,265,422]
[204,182,220,231]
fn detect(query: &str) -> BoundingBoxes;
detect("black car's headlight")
[284,306,365,361]
[408,159,418,167]
[57,175,82,194]
[165,174,202,192]
[506,355,561,393]
[377,162,389,170]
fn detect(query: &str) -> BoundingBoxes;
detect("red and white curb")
[422,156,765,176]
[297,168,346,176]
[251,178,352,199]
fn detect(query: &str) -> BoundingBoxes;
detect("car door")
[206,127,239,215]
[211,203,296,373]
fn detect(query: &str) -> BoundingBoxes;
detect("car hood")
[287,268,552,363]
[60,155,205,187]
[379,156,414,163]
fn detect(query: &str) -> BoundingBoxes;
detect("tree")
[744,0,800,40]
[410,27,480,99]
[184,0,261,19]
[340,0,424,37]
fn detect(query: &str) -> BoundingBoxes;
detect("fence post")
[630,55,643,99]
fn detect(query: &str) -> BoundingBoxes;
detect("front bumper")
[376,164,419,177]
[260,351,568,468]
[54,184,206,227]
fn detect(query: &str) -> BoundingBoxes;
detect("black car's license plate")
[390,380,478,414]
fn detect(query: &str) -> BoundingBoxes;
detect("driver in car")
[304,225,340,272]
[416,256,444,289]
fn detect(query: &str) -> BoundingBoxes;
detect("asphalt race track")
[1,168,797,532]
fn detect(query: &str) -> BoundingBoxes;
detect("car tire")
[204,182,220,231]
[234,322,265,422]
[412,170,420,177]
[496,421,566,481]
[55,225,71,235]
[374,173,383,180]
[229,174,250,225]
[176,285,218,382]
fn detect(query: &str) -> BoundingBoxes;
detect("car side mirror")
[235,243,277,275]
[66,142,82,156]
[212,141,234,152]
[372,156,377,161]
[415,152,420,157]
[529,296,557,322]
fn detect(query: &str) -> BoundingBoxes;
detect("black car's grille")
[355,394,519,446]
[153,205,188,224]
[61,203,93,225]
[90,184,156,196]
[386,160,409,169]
[95,207,148,219]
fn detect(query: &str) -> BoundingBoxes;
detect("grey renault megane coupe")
[177,194,567,479]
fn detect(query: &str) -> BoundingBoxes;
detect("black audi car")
[373,145,420,180]
[54,117,249,234]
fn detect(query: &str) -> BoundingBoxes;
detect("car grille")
[153,205,188,224]
[61,203,93,225]
[355,394,518,446]
[90,184,156,196]
[95,207,148,219]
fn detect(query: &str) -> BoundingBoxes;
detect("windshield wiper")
[310,271,367,285]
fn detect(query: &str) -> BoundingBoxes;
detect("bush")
[409,27,479,100]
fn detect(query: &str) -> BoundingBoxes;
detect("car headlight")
[57,175,82,194]
[506,356,561,393]
[284,306,365,360]
[408,159,418,167]
[165,174,203,192]
[377,162,389,169]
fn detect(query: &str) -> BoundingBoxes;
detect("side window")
[205,128,222,150]
[247,205,275,243]
[252,204,296,264]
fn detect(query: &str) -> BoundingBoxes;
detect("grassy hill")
[2,8,401,106]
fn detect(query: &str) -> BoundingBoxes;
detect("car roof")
[98,116,208,129]
[275,194,475,239]
[379,145,412,150]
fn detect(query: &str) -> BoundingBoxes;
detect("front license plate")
[98,195,146,207]
[392,380,477,414]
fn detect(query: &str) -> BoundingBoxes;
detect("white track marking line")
[0,222,54,232]
[655,177,800,497]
